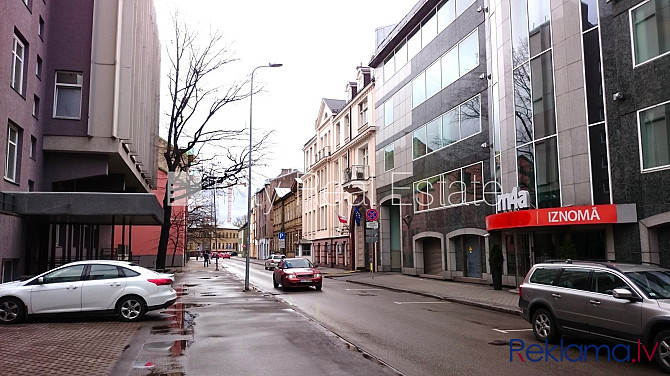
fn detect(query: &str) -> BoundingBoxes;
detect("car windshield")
[284,259,311,269]
[625,270,670,299]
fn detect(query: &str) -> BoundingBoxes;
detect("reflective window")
[414,161,484,212]
[445,169,463,205]
[384,143,395,171]
[413,128,427,159]
[528,0,552,57]
[589,124,611,204]
[510,0,530,65]
[632,0,670,65]
[442,109,459,146]
[412,75,426,107]
[535,138,560,208]
[456,0,476,15]
[530,267,561,285]
[11,36,25,94]
[639,101,670,170]
[514,63,533,145]
[438,0,456,32]
[407,27,421,60]
[42,265,86,284]
[414,181,430,211]
[426,118,442,153]
[383,54,394,82]
[460,96,481,139]
[441,48,459,87]
[463,163,483,202]
[592,272,628,295]
[89,265,122,280]
[422,11,438,48]
[426,61,442,99]
[54,72,84,119]
[581,0,599,30]
[427,175,443,210]
[5,124,19,182]
[531,52,556,139]
[554,268,590,290]
[395,41,408,70]
[459,30,479,76]
[583,30,605,124]
[384,98,394,127]
[517,143,536,207]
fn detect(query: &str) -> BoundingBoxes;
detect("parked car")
[229,251,238,257]
[272,258,322,291]
[220,252,231,259]
[0,260,177,324]
[264,254,285,270]
[519,260,670,373]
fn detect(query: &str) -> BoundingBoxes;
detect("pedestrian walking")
[203,251,210,267]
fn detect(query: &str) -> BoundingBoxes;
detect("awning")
[8,192,164,225]
[485,204,637,231]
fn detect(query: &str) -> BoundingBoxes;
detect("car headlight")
[313,273,322,278]
[285,273,296,279]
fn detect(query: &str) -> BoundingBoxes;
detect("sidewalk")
[244,257,520,315]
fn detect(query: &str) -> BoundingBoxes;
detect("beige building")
[302,67,376,270]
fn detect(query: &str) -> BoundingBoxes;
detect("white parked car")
[264,254,285,270]
[0,260,177,324]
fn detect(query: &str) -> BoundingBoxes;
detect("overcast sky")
[154,0,417,224]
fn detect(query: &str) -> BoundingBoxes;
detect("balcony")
[312,146,331,167]
[342,165,369,194]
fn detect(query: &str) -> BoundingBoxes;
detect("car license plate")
[300,279,311,283]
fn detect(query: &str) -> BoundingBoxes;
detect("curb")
[343,279,521,316]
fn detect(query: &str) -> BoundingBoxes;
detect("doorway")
[422,237,442,275]
[505,233,532,287]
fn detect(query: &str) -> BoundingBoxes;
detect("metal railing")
[343,165,368,184]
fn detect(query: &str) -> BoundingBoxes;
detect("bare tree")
[156,16,270,270]
[232,215,247,227]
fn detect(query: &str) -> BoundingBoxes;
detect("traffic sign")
[366,208,379,221]
[278,232,286,240]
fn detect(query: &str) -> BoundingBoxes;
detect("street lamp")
[246,63,282,291]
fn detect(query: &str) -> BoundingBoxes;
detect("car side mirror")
[37,277,44,284]
[612,288,640,301]
[314,264,319,268]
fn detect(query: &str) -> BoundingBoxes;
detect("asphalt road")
[223,258,665,376]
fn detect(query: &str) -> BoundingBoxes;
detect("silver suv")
[519,260,670,372]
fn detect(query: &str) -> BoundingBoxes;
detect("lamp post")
[246,63,282,291]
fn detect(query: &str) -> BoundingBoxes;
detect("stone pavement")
[245,257,520,315]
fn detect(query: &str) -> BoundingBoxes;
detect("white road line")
[492,328,533,333]
[394,301,450,304]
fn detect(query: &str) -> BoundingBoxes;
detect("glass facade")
[510,0,560,209]
[413,162,484,212]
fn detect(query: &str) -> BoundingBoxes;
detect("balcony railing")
[315,146,331,164]
[343,165,368,184]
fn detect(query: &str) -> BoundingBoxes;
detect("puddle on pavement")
[142,340,190,357]
[200,293,217,297]
[183,283,198,287]
[199,277,212,280]
[150,324,193,335]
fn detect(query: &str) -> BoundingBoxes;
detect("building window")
[384,143,394,171]
[53,71,83,119]
[5,124,20,183]
[30,135,36,159]
[414,161,484,212]
[639,101,670,171]
[36,55,42,79]
[33,95,40,118]
[11,35,25,94]
[413,95,481,159]
[631,0,670,66]
[38,16,45,39]
[384,98,393,127]
[359,100,368,127]
[412,29,479,108]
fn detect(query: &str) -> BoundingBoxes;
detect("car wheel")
[273,275,279,288]
[653,330,670,373]
[0,297,24,325]
[315,284,322,291]
[531,308,560,344]
[117,295,147,322]
[264,265,268,270]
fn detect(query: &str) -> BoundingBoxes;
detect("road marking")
[394,301,449,304]
[492,328,533,333]
[346,288,384,291]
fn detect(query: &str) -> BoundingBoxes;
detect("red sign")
[366,208,379,221]
[486,204,619,231]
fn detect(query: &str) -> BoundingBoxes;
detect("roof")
[323,98,346,114]
[218,222,239,230]
[274,187,291,199]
